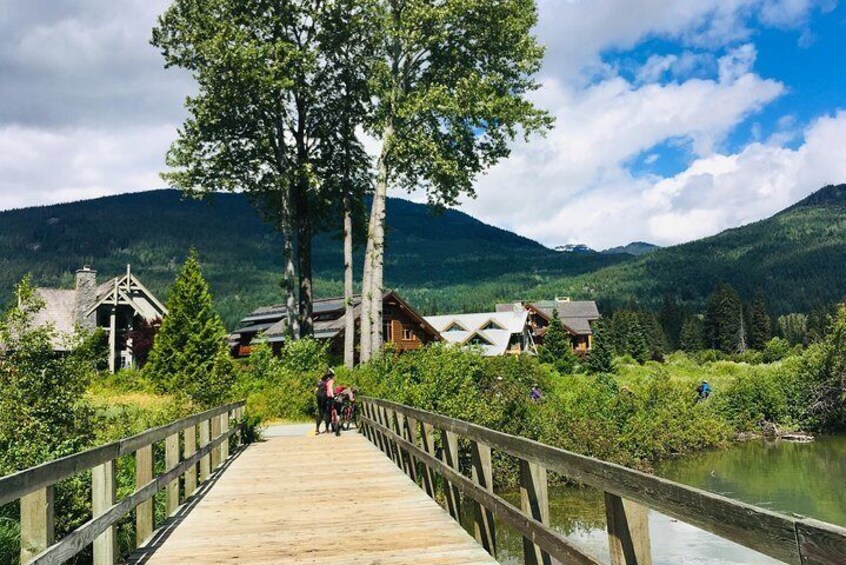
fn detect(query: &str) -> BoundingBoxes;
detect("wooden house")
[497,298,600,355]
[32,265,167,373]
[230,291,441,360]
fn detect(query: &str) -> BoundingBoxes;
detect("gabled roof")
[85,273,167,320]
[240,291,440,344]
[424,310,528,356]
[497,300,600,336]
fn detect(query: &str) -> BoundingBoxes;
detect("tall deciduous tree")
[358,0,553,361]
[748,289,772,350]
[145,251,234,407]
[152,0,373,339]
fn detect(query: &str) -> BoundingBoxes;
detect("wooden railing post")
[92,460,117,565]
[520,459,551,565]
[20,486,54,563]
[221,411,230,461]
[605,493,652,565]
[394,412,414,478]
[404,415,420,483]
[419,422,437,499]
[470,440,496,557]
[165,433,180,515]
[440,429,461,522]
[210,414,222,470]
[199,418,211,482]
[183,424,197,497]
[361,402,373,442]
[135,445,154,547]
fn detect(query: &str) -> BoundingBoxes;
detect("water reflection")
[494,435,846,564]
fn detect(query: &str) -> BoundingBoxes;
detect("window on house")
[444,322,466,332]
[482,320,506,331]
[383,321,392,342]
[403,327,415,341]
[467,333,493,346]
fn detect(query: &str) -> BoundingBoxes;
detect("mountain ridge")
[1,184,845,324]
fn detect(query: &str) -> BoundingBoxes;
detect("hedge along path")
[0,400,246,565]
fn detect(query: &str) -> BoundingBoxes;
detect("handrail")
[360,397,846,565]
[0,399,247,565]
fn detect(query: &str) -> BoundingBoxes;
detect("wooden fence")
[360,397,846,565]
[0,400,246,565]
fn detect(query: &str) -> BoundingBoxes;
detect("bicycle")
[340,400,356,431]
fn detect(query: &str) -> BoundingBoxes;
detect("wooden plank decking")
[135,429,498,564]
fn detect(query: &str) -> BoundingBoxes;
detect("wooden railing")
[360,397,846,565]
[0,400,246,565]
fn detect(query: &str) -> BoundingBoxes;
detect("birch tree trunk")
[368,125,393,355]
[343,191,355,369]
[359,202,376,362]
[283,222,300,341]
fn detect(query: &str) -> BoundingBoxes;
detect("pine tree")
[638,310,669,361]
[748,289,772,350]
[680,316,705,352]
[610,310,650,363]
[145,251,234,407]
[659,293,683,350]
[704,282,746,353]
[585,320,615,374]
[540,309,579,373]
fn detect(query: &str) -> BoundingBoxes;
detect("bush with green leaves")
[145,251,235,407]
[235,338,329,422]
[0,278,98,563]
[539,310,580,373]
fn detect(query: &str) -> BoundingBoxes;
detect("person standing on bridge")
[316,370,333,434]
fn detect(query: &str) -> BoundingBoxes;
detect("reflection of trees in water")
[656,436,846,526]
[494,485,607,564]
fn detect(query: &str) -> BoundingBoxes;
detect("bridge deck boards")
[137,431,498,564]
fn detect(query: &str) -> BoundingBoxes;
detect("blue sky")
[464,0,846,248]
[1,1,845,249]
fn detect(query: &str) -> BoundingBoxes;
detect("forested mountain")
[550,184,846,315]
[3,185,845,328]
[0,190,624,327]
[601,242,660,256]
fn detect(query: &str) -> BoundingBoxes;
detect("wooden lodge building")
[32,265,167,373]
[230,291,441,359]
[496,298,600,355]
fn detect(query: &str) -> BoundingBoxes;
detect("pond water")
[494,434,846,564]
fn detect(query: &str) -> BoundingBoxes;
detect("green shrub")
[235,339,329,422]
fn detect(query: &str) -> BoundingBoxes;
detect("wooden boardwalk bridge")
[2,398,846,565]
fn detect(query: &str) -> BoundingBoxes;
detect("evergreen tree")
[638,310,669,361]
[680,316,705,352]
[659,293,683,350]
[585,320,615,374]
[748,289,772,350]
[807,304,835,344]
[539,309,579,373]
[610,310,650,363]
[704,282,746,353]
[146,252,234,407]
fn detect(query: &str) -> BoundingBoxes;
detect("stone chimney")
[75,266,98,329]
